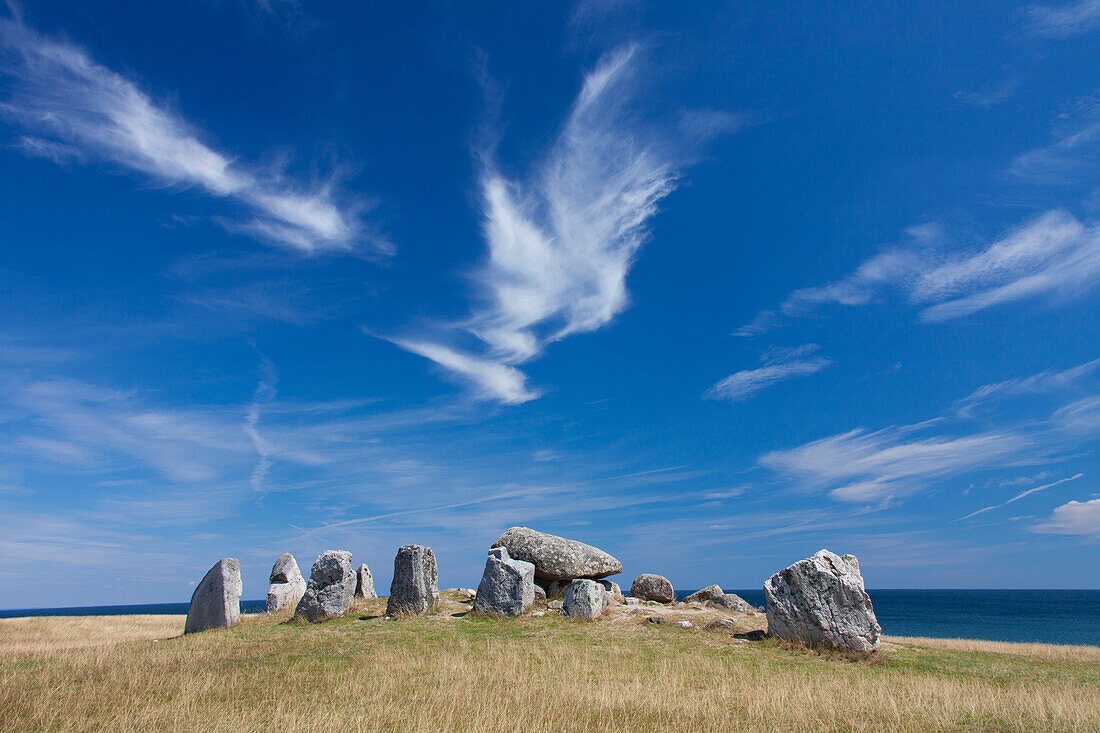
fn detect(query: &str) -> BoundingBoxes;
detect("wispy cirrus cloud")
[706,343,832,403]
[951,357,1100,417]
[1028,0,1100,38]
[737,209,1100,334]
[0,19,383,254]
[955,472,1084,521]
[385,47,736,403]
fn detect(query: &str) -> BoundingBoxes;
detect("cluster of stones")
[184,525,881,654]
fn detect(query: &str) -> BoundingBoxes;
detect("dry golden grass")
[1,593,1097,732]
[885,634,1100,661]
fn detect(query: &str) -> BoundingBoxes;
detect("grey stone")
[624,597,639,606]
[355,564,377,599]
[185,558,242,634]
[492,527,622,582]
[647,616,668,625]
[547,600,563,610]
[537,579,571,598]
[630,573,675,603]
[386,544,438,616]
[705,618,738,631]
[598,579,624,603]
[294,550,356,622]
[473,546,536,616]
[560,579,606,620]
[266,553,306,613]
[676,620,693,629]
[735,629,768,641]
[534,585,547,606]
[764,549,881,654]
[685,585,754,613]
[531,611,545,618]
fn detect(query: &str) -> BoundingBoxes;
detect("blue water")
[4,590,1099,646]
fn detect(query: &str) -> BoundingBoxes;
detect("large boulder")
[185,558,242,634]
[266,553,306,613]
[294,550,356,622]
[473,547,536,616]
[630,573,675,603]
[764,549,881,653]
[560,579,606,620]
[355,564,377,599]
[386,545,438,615]
[684,584,753,613]
[491,527,622,582]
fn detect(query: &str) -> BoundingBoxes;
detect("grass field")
[2,591,1098,732]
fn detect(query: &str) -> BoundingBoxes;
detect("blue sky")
[1,0,1099,608]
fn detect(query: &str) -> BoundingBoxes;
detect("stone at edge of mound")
[473,546,536,616]
[491,526,622,582]
[684,584,753,612]
[185,558,242,634]
[266,553,306,613]
[294,550,356,622]
[763,549,881,654]
[630,573,675,603]
[355,564,377,599]
[560,578,606,620]
[387,544,438,615]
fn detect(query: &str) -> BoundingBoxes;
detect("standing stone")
[491,527,622,581]
[294,550,356,622]
[185,558,242,634]
[683,584,753,613]
[630,573,675,603]
[764,549,881,653]
[560,578,607,620]
[355,564,377,599]
[266,553,306,613]
[473,547,536,616]
[386,545,438,615]
[598,579,624,603]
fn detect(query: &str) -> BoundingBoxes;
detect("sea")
[3,590,1099,647]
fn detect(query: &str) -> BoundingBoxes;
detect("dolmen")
[764,549,881,653]
[387,544,437,615]
[491,526,622,598]
[294,550,356,622]
[560,579,607,619]
[630,573,675,603]
[185,558,242,634]
[266,553,306,612]
[473,546,536,616]
[684,584,752,612]
[355,564,377,599]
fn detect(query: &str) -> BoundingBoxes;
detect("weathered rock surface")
[683,584,754,613]
[764,549,881,653]
[473,546,536,616]
[676,620,693,629]
[492,527,622,582]
[647,616,668,625]
[386,544,438,616]
[266,553,306,613]
[630,573,675,603]
[705,618,738,631]
[355,564,377,599]
[598,579,624,603]
[185,558,242,634]
[294,550,356,622]
[560,578,606,620]
[533,585,547,607]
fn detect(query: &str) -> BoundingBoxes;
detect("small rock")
[531,611,545,618]
[647,616,668,625]
[705,618,738,631]
[266,553,305,613]
[387,545,438,616]
[185,558,241,634]
[294,551,356,622]
[561,578,606,620]
[624,597,639,606]
[355,564,377,599]
[676,620,693,629]
[534,585,547,607]
[630,573,675,603]
[734,629,768,641]
[548,600,563,610]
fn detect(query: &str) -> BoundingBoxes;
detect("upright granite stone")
[185,558,242,634]
[355,564,377,599]
[598,579,624,603]
[266,553,306,613]
[560,578,606,620]
[491,527,622,582]
[386,545,438,615]
[684,584,753,612]
[294,550,356,622]
[764,549,881,653]
[473,546,536,616]
[630,573,675,603]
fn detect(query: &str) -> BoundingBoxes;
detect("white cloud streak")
[955,473,1084,521]
[952,358,1100,417]
[0,20,380,254]
[707,343,832,402]
[737,210,1100,334]
[1028,0,1100,38]
[388,47,687,403]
